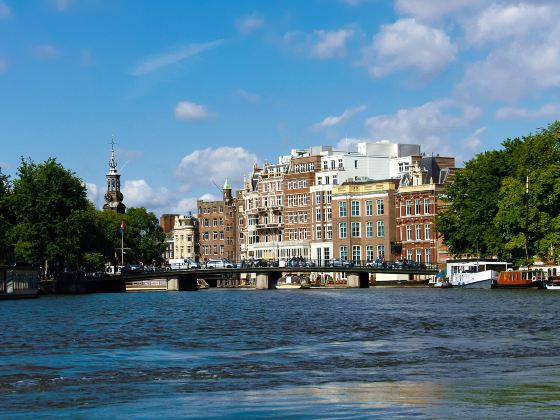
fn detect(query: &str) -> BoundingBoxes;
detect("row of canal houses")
[165,140,455,268]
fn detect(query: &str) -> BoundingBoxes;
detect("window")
[315,192,321,205]
[338,159,343,169]
[405,200,411,216]
[377,199,384,215]
[326,208,332,221]
[354,160,358,169]
[366,245,374,262]
[415,224,422,240]
[324,247,330,261]
[415,199,421,215]
[202,232,209,240]
[213,245,218,254]
[316,226,322,240]
[352,246,361,264]
[213,219,218,227]
[331,160,336,170]
[377,221,384,237]
[351,201,360,216]
[315,208,321,222]
[326,225,332,239]
[213,231,218,240]
[326,191,332,204]
[220,231,225,240]
[339,201,347,217]
[366,221,373,238]
[425,249,431,264]
[339,222,347,239]
[406,225,412,241]
[323,161,328,170]
[424,198,430,214]
[366,200,373,216]
[317,177,322,185]
[425,224,431,240]
[407,249,413,260]
[333,175,338,185]
[416,248,422,262]
[220,245,224,255]
[325,176,330,185]
[340,246,348,261]
[351,222,360,238]
[377,245,385,258]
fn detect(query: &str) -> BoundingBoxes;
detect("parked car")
[329,258,352,268]
[205,258,237,269]
[366,258,387,269]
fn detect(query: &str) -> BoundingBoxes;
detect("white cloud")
[176,147,258,191]
[0,57,6,74]
[0,0,11,19]
[122,179,172,210]
[174,101,216,121]
[85,182,100,207]
[284,28,354,60]
[365,99,481,153]
[236,13,264,35]
[465,3,557,44]
[462,127,486,152]
[335,137,369,152]
[235,88,260,103]
[363,18,456,77]
[460,27,560,101]
[495,104,560,120]
[395,0,486,22]
[313,105,366,130]
[311,29,354,59]
[131,40,223,76]
[32,45,59,60]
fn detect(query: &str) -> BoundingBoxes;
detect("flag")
[120,221,125,232]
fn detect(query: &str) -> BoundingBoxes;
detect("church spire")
[103,136,126,214]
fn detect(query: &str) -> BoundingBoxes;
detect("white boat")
[545,282,560,290]
[447,260,512,288]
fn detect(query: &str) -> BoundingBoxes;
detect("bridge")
[45,264,438,293]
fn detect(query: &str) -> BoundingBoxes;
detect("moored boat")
[545,282,560,290]
[492,269,546,289]
[447,259,511,288]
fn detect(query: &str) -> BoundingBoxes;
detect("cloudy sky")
[1,0,559,215]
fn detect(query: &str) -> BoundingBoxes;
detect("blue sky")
[1,0,559,216]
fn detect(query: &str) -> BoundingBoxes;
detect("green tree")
[437,121,560,265]
[9,158,89,274]
[0,167,12,264]
[122,207,166,265]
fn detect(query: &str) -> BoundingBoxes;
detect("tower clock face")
[105,192,113,202]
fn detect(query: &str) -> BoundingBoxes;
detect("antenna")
[211,179,223,193]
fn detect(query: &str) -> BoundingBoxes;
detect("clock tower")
[103,139,126,214]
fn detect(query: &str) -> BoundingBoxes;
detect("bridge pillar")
[347,272,370,288]
[256,271,281,290]
[168,274,198,291]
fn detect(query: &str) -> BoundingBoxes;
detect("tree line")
[0,158,165,276]
[436,121,560,267]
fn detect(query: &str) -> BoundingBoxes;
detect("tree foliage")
[436,121,560,265]
[0,158,166,274]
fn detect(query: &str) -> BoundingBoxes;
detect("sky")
[1,0,559,216]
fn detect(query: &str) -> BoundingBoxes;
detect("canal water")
[1,288,559,419]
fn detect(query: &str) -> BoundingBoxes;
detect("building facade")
[197,180,238,262]
[395,156,455,267]
[172,214,198,261]
[332,180,398,264]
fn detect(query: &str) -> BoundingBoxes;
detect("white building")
[172,214,197,260]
